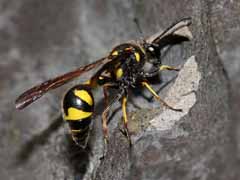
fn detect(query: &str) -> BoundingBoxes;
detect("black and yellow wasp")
[15,18,192,148]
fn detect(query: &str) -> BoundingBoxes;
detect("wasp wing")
[146,18,192,48]
[15,57,111,110]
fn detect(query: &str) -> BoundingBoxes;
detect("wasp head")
[143,42,161,65]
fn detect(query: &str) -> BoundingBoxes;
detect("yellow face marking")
[112,50,119,56]
[134,52,140,62]
[64,107,92,120]
[115,68,123,79]
[99,76,104,80]
[74,90,93,106]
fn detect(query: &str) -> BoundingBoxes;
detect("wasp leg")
[160,65,180,71]
[121,96,132,147]
[101,88,124,159]
[142,81,182,112]
[102,85,124,142]
[143,64,180,78]
[101,84,113,159]
[102,84,112,144]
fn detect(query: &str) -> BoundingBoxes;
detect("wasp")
[15,18,192,148]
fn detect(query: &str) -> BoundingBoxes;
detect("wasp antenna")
[133,17,144,38]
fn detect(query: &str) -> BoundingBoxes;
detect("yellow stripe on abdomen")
[64,107,92,120]
[74,90,93,106]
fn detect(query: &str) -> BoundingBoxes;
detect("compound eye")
[148,46,155,52]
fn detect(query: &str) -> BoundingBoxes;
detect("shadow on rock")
[64,136,91,179]
[14,115,64,166]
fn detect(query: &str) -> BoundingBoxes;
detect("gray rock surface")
[0,0,239,180]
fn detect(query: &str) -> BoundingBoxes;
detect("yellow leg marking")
[142,82,182,112]
[142,82,158,97]
[64,107,92,120]
[160,65,180,71]
[71,129,81,133]
[74,90,93,106]
[121,96,132,146]
[122,96,128,125]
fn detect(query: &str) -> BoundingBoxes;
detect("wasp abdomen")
[62,85,94,147]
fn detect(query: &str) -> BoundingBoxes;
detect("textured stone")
[0,0,239,180]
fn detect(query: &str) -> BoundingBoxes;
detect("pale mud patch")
[148,56,201,131]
